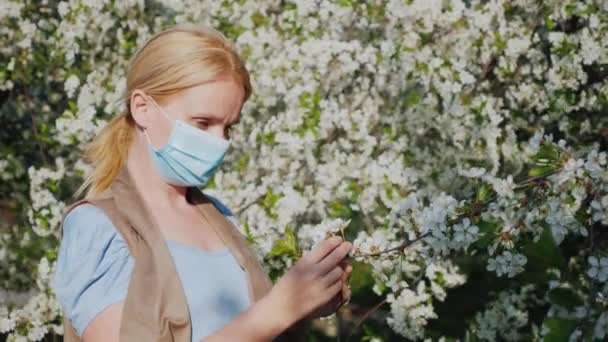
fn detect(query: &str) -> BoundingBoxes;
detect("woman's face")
[134,77,245,150]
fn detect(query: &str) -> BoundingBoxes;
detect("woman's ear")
[130,89,150,130]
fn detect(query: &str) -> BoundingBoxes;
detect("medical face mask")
[142,95,230,187]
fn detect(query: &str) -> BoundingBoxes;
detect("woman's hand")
[303,257,353,320]
[265,236,353,327]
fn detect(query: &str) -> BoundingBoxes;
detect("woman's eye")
[196,121,209,129]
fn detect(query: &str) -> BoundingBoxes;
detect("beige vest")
[58,164,305,341]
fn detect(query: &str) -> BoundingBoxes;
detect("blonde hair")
[75,23,252,198]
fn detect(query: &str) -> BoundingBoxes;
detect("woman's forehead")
[174,80,244,121]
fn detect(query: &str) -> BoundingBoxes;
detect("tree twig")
[234,193,265,216]
[345,297,388,342]
[351,232,431,258]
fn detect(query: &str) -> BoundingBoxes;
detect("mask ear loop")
[142,127,156,151]
[146,95,173,122]
[142,94,174,152]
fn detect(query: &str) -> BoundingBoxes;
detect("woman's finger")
[317,241,352,275]
[340,266,352,300]
[307,237,343,264]
[338,258,352,269]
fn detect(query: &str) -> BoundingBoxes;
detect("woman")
[52,23,353,342]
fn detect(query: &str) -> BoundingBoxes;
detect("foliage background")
[1,0,607,341]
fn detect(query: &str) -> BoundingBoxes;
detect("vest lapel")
[109,165,191,342]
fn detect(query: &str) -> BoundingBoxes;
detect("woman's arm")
[83,238,351,342]
[200,291,296,342]
[81,300,125,342]
[204,237,353,341]
[81,291,295,342]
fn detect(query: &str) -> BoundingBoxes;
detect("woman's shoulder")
[59,202,127,255]
[64,202,114,227]
[55,201,132,279]
[53,202,133,336]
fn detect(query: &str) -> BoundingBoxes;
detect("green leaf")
[328,199,353,219]
[476,183,492,202]
[346,179,362,201]
[261,190,280,219]
[336,0,354,7]
[46,249,57,261]
[361,324,382,341]
[548,286,584,309]
[533,144,561,164]
[268,226,301,258]
[68,100,78,113]
[297,88,322,138]
[385,181,394,200]
[258,131,276,145]
[522,223,565,271]
[528,165,557,177]
[251,11,269,27]
[349,261,374,295]
[473,221,498,249]
[574,205,590,225]
[543,317,578,342]
[206,174,216,188]
[545,16,556,30]
[235,154,249,174]
[493,32,506,50]
[243,222,256,245]
[403,89,421,108]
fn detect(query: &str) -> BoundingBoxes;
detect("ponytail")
[74,112,135,199]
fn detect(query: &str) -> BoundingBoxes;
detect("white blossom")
[64,75,80,98]
[587,256,608,282]
[487,251,527,278]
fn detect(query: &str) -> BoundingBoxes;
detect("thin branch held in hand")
[351,232,431,258]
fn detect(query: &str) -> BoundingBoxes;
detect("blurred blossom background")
[1,0,608,341]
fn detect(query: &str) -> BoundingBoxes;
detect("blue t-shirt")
[52,195,252,341]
